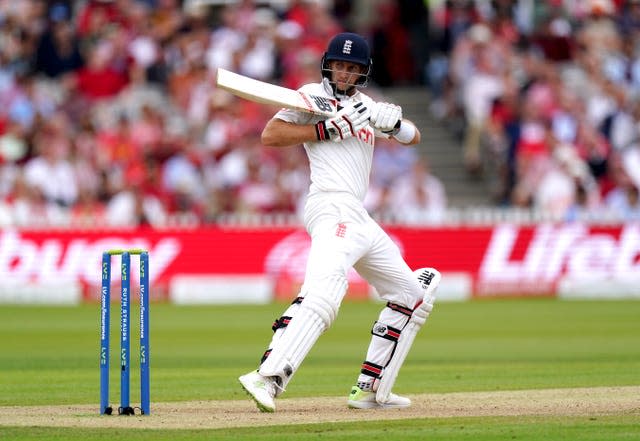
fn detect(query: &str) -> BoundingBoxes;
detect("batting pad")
[259,277,345,385]
[375,267,441,404]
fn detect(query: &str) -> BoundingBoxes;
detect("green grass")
[1,298,639,440]
[1,415,639,441]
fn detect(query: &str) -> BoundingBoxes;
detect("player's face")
[328,60,366,92]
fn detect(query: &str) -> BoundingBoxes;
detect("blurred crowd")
[1,0,639,228]
[428,0,640,221]
[0,0,448,228]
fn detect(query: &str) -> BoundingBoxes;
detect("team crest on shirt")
[336,223,347,238]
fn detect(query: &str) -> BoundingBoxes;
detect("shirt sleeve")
[273,84,324,125]
[273,107,314,125]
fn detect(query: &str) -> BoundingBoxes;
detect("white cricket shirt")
[273,83,380,202]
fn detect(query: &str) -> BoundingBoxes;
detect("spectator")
[236,155,281,214]
[529,2,575,62]
[148,0,185,44]
[128,104,165,156]
[604,149,640,220]
[9,170,68,226]
[575,0,621,61]
[484,80,520,203]
[398,0,431,85]
[34,3,84,78]
[161,142,206,218]
[370,137,418,188]
[106,162,167,227]
[76,0,128,39]
[510,99,555,208]
[285,0,342,56]
[0,120,29,164]
[534,144,599,220]
[387,157,447,224]
[273,145,309,216]
[369,1,416,87]
[22,129,78,208]
[95,114,140,169]
[71,185,107,227]
[73,39,129,101]
[433,0,481,55]
[573,117,611,182]
[234,8,278,81]
[459,24,505,174]
[617,0,640,37]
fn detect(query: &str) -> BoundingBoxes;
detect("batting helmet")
[321,33,372,86]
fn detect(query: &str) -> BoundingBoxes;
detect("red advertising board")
[1,223,639,303]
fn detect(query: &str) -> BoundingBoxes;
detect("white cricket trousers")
[301,191,424,307]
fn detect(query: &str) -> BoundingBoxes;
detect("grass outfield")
[0,298,639,440]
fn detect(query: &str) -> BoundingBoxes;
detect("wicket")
[100,249,150,415]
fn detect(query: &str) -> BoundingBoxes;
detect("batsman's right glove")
[370,102,402,135]
[315,102,370,141]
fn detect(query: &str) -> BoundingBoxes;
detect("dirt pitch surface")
[1,386,638,430]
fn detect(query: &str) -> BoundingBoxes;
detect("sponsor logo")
[121,287,128,342]
[310,95,335,113]
[357,126,374,145]
[478,224,640,295]
[139,285,146,339]
[100,288,109,339]
[0,231,180,284]
[417,271,434,289]
[373,323,387,336]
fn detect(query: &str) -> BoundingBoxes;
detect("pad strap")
[360,361,384,379]
[260,349,272,364]
[386,301,413,317]
[371,321,402,342]
[271,297,304,331]
[271,316,292,332]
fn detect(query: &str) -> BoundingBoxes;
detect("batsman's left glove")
[315,102,370,141]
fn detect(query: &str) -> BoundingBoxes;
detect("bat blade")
[215,68,337,117]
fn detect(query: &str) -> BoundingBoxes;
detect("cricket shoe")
[238,370,278,413]
[347,385,411,409]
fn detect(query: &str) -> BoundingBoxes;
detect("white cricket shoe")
[347,385,411,409]
[238,370,277,413]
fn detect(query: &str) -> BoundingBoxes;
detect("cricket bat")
[215,68,337,117]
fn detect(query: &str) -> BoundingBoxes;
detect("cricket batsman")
[239,32,441,412]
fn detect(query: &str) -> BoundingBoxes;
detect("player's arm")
[370,102,421,145]
[261,118,317,147]
[262,102,371,147]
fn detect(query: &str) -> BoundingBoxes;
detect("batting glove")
[316,102,370,141]
[370,102,402,135]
